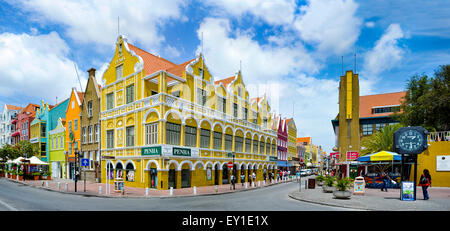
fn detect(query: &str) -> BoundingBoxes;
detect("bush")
[336,178,352,191]
[316,175,325,182]
[324,176,335,187]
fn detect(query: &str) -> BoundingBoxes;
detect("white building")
[0,104,23,147]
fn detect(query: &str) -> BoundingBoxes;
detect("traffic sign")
[81,158,89,167]
[227,161,233,169]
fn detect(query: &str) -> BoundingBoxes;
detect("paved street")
[0,177,355,211]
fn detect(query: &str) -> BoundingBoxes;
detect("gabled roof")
[166,58,196,78]
[214,76,235,88]
[297,137,311,145]
[127,43,176,75]
[20,103,40,114]
[5,104,23,111]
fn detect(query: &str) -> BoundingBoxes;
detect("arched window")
[125,162,135,182]
[116,162,123,179]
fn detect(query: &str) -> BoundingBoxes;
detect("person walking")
[230,174,235,190]
[241,173,245,186]
[252,172,256,185]
[380,172,393,192]
[419,169,432,200]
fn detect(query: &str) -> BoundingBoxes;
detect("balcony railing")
[163,93,276,136]
[428,131,450,142]
[101,93,277,136]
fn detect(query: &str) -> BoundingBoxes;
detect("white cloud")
[197,17,318,87]
[293,0,362,55]
[365,21,375,28]
[0,31,87,103]
[208,0,297,25]
[12,0,187,51]
[197,17,340,151]
[363,23,405,78]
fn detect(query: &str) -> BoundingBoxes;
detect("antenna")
[354,53,357,73]
[70,53,88,112]
[118,16,120,36]
[341,56,344,75]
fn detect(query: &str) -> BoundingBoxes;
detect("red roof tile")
[359,91,406,118]
[127,43,176,75]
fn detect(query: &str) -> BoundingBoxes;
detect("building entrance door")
[150,168,157,189]
[168,169,176,189]
[215,167,219,185]
[222,165,229,184]
[181,169,191,188]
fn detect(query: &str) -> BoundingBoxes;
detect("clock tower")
[337,70,360,163]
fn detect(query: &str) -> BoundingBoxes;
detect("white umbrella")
[12,157,26,164]
[27,156,49,165]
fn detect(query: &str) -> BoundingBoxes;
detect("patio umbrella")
[27,156,49,165]
[357,151,401,162]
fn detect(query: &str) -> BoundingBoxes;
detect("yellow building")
[100,35,278,190]
[285,118,298,167]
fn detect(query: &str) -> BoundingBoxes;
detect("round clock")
[394,126,428,154]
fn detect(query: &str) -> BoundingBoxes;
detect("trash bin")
[308,178,316,189]
[353,176,365,195]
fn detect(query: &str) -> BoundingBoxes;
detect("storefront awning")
[277,160,292,167]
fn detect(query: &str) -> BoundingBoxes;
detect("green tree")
[0,144,21,160]
[394,65,450,131]
[360,124,403,155]
[15,140,39,158]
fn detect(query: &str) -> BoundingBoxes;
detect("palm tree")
[360,123,403,156]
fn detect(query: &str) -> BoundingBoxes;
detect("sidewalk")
[289,185,450,211]
[4,176,294,198]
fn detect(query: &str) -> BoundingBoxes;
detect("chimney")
[88,68,96,78]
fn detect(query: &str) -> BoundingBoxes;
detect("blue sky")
[1,0,449,153]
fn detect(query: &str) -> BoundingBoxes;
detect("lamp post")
[74,147,79,192]
[232,152,235,190]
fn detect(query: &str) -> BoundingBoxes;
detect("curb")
[4,177,296,199]
[287,191,372,211]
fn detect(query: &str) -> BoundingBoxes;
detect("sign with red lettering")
[330,152,339,159]
[347,152,359,160]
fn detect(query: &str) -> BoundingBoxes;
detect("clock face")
[397,129,424,153]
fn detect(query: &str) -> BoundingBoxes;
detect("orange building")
[65,88,84,179]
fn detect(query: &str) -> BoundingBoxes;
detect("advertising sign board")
[401,181,415,201]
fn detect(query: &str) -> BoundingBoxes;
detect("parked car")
[300,170,308,176]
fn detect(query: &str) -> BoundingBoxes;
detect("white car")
[300,170,308,176]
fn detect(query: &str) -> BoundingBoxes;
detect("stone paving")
[289,185,450,211]
[4,175,292,198]
[4,175,450,211]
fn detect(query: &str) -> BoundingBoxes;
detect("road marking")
[0,198,19,211]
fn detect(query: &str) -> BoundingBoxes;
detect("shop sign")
[173,147,191,156]
[346,152,358,160]
[269,156,277,161]
[30,138,39,143]
[142,146,162,156]
[330,152,339,159]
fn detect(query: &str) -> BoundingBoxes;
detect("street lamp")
[232,152,235,190]
[74,146,80,192]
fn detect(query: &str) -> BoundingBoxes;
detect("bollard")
[245,182,248,189]
[65,183,68,191]
[252,182,255,188]
[99,186,103,195]
[193,186,197,195]
[145,188,149,197]
[258,181,261,187]
[121,188,125,196]
[57,182,61,190]
[45,181,48,188]
[263,181,266,186]
[170,187,173,196]
[215,185,218,193]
